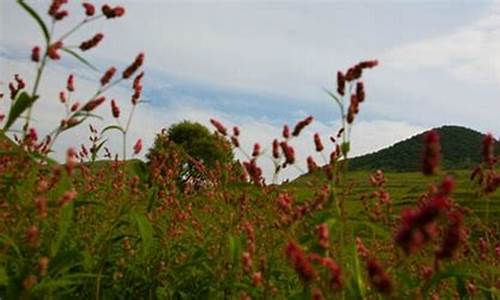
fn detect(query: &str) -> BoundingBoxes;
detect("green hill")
[348,125,498,172]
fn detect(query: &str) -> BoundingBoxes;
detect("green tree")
[147,121,234,188]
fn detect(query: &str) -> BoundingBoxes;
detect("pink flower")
[82,3,95,16]
[133,139,143,155]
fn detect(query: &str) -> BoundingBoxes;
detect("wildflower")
[482,134,496,167]
[356,81,365,102]
[231,136,239,148]
[102,4,125,19]
[313,133,324,152]
[67,74,75,92]
[65,148,78,174]
[48,41,63,60]
[133,139,143,155]
[316,223,329,249]
[436,211,465,260]
[26,225,40,247]
[82,2,95,16]
[366,257,393,295]
[79,33,104,51]
[31,46,40,62]
[131,72,144,105]
[58,189,77,206]
[292,116,313,137]
[422,130,441,175]
[280,141,295,165]
[233,126,240,136]
[252,272,262,287]
[307,156,318,173]
[284,241,315,282]
[320,257,342,291]
[243,159,263,185]
[252,143,261,157]
[48,0,68,18]
[337,71,345,96]
[242,251,253,273]
[484,173,500,194]
[82,96,105,111]
[54,10,68,21]
[282,124,290,138]
[272,139,280,158]
[111,99,120,118]
[39,257,49,276]
[100,67,116,86]
[70,102,80,112]
[210,118,227,136]
[122,53,145,79]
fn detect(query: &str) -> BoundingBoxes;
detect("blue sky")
[1,0,499,180]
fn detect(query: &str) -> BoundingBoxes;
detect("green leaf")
[101,125,125,135]
[228,235,240,266]
[50,202,74,257]
[132,212,153,258]
[61,48,99,72]
[17,1,50,46]
[3,91,37,130]
[341,142,350,157]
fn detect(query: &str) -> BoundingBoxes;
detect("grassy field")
[1,129,500,299]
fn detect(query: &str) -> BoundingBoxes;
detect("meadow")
[1,1,500,299]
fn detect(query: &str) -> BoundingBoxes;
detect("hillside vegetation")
[349,125,498,172]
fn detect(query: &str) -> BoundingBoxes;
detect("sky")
[1,0,499,181]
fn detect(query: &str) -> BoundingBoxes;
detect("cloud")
[384,2,500,85]
[1,55,424,182]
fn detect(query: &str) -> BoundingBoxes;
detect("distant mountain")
[348,125,497,172]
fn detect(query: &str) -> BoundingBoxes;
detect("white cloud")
[384,3,500,85]
[1,55,424,182]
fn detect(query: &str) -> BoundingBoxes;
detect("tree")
[146,121,234,189]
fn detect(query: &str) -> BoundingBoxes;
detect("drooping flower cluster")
[422,129,441,175]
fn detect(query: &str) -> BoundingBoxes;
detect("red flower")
[100,67,117,86]
[59,91,67,103]
[31,46,40,62]
[133,139,143,155]
[307,156,318,173]
[209,118,227,136]
[252,143,261,157]
[314,133,324,152]
[48,0,68,18]
[337,71,345,96]
[482,134,496,167]
[102,5,125,19]
[272,139,280,159]
[356,81,365,102]
[67,74,75,92]
[111,99,120,118]
[79,33,104,51]
[292,116,313,137]
[422,130,441,175]
[280,141,295,165]
[284,241,315,282]
[82,96,106,111]
[282,124,290,139]
[123,53,145,79]
[82,3,95,16]
[366,258,393,295]
[48,41,63,60]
